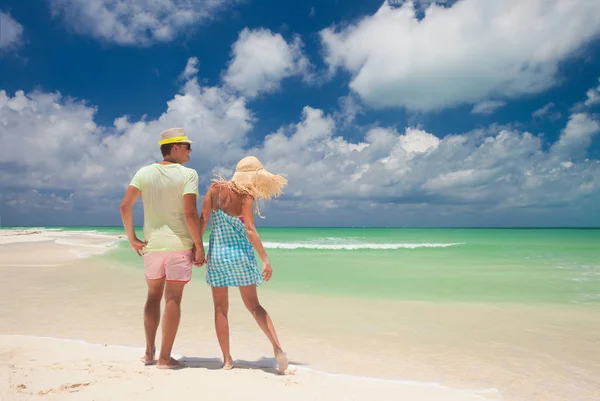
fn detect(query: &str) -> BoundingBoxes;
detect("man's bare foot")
[140,347,156,365]
[223,357,234,370]
[274,349,288,373]
[156,357,184,370]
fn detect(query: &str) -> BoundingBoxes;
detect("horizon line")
[1,225,600,230]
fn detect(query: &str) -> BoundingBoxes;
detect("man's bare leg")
[157,281,186,368]
[211,287,233,369]
[142,278,165,365]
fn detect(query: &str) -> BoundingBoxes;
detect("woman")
[199,156,289,373]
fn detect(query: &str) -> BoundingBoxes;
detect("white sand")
[1,335,490,401]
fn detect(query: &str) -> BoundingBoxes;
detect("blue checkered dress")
[206,209,264,287]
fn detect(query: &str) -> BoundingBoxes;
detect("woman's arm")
[241,195,272,281]
[199,184,214,236]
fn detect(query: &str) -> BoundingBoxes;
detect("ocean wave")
[261,242,465,250]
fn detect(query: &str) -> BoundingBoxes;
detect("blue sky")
[1,0,600,227]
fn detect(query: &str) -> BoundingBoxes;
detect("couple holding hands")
[120,127,289,373]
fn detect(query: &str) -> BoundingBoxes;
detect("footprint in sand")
[36,382,94,396]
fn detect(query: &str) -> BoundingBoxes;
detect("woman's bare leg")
[211,286,233,369]
[239,285,288,372]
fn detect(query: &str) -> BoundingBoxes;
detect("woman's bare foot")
[274,349,288,373]
[140,347,156,365]
[223,357,234,370]
[156,357,184,370]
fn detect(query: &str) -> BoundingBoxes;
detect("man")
[120,127,205,369]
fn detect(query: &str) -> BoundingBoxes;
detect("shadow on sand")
[179,356,306,375]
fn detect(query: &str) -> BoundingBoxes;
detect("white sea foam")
[261,242,465,250]
[54,238,120,248]
[0,228,121,257]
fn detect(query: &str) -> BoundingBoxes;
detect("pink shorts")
[143,249,193,282]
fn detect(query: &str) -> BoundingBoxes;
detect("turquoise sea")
[10,226,600,305]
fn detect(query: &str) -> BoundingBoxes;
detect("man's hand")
[193,245,205,267]
[129,238,147,256]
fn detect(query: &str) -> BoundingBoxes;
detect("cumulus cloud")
[584,78,600,107]
[471,100,506,115]
[0,58,253,205]
[0,12,24,51]
[1,58,600,226]
[262,111,597,210]
[223,28,312,98]
[320,0,600,112]
[48,0,234,46]
[551,113,600,160]
[180,57,199,81]
[570,78,600,113]
[388,0,454,10]
[532,102,562,121]
[334,95,364,127]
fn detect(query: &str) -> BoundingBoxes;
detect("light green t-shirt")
[129,163,199,252]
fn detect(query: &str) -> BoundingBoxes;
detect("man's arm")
[184,194,203,247]
[183,169,204,264]
[184,194,205,265]
[120,186,146,256]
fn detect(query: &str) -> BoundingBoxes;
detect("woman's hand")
[261,259,273,281]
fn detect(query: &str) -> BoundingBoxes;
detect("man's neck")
[158,157,179,165]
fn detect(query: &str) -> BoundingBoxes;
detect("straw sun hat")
[214,156,288,216]
[157,127,193,145]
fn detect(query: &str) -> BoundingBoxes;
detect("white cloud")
[388,0,452,10]
[0,12,24,50]
[1,58,600,225]
[551,113,600,160]
[320,0,600,112]
[48,0,234,46]
[584,78,600,107]
[0,58,253,200]
[334,95,364,126]
[223,28,312,98]
[569,78,600,113]
[532,102,562,121]
[180,57,199,80]
[471,100,506,115]
[244,106,600,213]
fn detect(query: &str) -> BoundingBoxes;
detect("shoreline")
[3,225,600,229]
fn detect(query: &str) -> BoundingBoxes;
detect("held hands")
[193,245,206,267]
[261,259,273,282]
[129,237,147,256]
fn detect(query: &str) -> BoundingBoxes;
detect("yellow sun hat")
[157,127,194,146]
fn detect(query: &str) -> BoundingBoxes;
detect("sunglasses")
[175,143,191,150]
